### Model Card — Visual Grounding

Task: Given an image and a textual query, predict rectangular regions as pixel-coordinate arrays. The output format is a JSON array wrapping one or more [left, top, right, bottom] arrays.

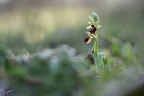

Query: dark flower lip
[[85, 37, 92, 44], [90, 27, 96, 34]]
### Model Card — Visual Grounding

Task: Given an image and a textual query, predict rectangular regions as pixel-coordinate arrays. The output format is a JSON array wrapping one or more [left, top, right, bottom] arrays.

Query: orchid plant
[[84, 12, 106, 75]]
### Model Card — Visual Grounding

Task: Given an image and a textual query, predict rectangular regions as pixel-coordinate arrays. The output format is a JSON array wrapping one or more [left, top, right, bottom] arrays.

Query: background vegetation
[[0, 0, 144, 96]]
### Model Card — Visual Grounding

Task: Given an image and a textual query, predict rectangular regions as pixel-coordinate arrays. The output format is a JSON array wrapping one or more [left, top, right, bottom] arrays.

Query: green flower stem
[[92, 32, 98, 56], [92, 32, 100, 73]]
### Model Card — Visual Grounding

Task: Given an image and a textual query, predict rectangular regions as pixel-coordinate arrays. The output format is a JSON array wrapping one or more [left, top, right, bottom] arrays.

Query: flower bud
[[91, 12, 99, 22]]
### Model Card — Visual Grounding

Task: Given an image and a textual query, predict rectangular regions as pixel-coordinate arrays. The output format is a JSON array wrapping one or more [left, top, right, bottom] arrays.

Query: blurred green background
[[0, 0, 144, 96]]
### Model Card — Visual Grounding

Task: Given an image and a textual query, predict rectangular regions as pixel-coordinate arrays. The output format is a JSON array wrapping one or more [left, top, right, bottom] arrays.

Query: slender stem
[[96, 32, 98, 55], [92, 32, 102, 74], [92, 32, 98, 56], [93, 38, 97, 55]]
